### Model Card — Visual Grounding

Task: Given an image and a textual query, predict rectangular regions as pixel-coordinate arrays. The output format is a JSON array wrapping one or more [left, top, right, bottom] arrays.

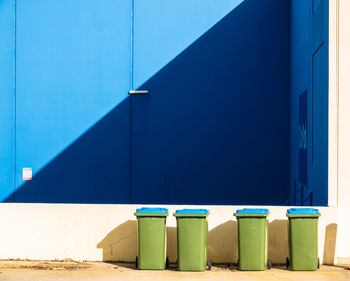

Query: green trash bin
[[234, 208, 271, 271], [174, 209, 211, 271], [135, 207, 168, 270], [286, 208, 321, 271]]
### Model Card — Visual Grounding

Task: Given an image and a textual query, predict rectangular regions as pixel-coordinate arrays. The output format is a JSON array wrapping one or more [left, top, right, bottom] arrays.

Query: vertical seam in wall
[[129, 0, 135, 202], [288, 0, 293, 205], [336, 0, 340, 207], [311, 41, 325, 168], [131, 0, 134, 91], [12, 0, 17, 202], [312, 52, 314, 166]]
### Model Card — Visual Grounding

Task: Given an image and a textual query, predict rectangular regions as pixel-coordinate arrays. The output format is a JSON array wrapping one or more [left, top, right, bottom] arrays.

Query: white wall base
[[0, 204, 339, 264]]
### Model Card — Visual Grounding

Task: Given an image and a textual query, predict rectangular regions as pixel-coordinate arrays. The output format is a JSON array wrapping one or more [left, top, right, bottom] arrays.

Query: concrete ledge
[[0, 204, 338, 264]]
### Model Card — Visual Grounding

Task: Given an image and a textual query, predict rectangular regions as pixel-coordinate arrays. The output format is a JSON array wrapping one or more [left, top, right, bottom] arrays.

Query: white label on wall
[[23, 167, 32, 180]]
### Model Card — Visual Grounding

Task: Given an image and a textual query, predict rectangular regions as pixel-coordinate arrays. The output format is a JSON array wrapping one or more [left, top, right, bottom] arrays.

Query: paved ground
[[0, 261, 350, 281]]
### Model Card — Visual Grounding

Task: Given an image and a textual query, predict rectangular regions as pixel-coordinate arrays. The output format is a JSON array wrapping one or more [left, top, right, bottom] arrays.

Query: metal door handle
[[128, 90, 149, 95]]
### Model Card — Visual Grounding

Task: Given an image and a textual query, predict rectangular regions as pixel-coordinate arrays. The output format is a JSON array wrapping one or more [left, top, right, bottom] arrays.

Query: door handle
[[128, 90, 149, 95]]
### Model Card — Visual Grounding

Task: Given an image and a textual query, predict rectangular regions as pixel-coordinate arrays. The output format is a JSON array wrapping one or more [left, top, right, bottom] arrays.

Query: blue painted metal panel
[[133, 0, 244, 89], [290, 0, 311, 206], [310, 43, 328, 205], [290, 0, 328, 206], [131, 0, 291, 205], [2, 0, 328, 206], [0, 0, 14, 201], [299, 90, 308, 185], [9, 0, 131, 202]]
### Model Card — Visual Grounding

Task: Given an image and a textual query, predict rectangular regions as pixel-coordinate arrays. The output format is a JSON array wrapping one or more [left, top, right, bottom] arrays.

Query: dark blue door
[[130, 0, 291, 205]]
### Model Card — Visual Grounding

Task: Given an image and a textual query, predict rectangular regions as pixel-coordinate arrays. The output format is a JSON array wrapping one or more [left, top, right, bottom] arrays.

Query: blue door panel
[[0, 0, 14, 201], [131, 0, 291, 204], [12, 0, 131, 202]]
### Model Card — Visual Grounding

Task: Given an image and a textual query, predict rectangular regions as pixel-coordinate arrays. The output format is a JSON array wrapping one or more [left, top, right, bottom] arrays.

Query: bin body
[[135, 208, 168, 270], [174, 209, 209, 271], [234, 208, 269, 271], [287, 208, 320, 271]]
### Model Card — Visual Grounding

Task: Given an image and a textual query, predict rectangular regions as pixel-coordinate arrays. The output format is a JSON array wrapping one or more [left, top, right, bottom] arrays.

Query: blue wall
[[0, 0, 326, 205], [0, 0, 14, 201], [131, 0, 291, 204], [14, 0, 132, 193], [133, 0, 244, 88], [289, 0, 328, 206]]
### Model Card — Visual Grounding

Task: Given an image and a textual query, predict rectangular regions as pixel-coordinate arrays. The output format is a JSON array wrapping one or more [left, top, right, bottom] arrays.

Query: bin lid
[[136, 207, 168, 213], [287, 208, 319, 214], [175, 209, 209, 214], [236, 208, 269, 214]]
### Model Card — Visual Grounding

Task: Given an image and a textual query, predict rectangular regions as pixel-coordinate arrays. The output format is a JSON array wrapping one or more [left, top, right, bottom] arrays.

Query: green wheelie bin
[[286, 208, 321, 271], [135, 207, 169, 270], [174, 209, 211, 271], [234, 208, 271, 271]]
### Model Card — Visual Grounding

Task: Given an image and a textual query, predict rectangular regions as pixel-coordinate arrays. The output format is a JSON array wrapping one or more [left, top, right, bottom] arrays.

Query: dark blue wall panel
[[290, 0, 328, 206]]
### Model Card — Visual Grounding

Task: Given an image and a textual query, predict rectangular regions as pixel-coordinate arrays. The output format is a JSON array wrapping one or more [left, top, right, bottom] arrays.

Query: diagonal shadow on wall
[[5, 0, 291, 204], [7, 97, 131, 203]]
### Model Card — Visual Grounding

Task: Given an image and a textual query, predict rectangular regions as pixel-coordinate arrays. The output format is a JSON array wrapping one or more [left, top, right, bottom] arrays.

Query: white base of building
[[0, 203, 341, 264]]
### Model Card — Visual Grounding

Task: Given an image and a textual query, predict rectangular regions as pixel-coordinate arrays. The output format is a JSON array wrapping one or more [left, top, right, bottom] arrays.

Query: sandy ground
[[0, 261, 350, 281]]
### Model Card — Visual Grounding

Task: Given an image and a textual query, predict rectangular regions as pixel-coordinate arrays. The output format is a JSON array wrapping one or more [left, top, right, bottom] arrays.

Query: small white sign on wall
[[23, 167, 32, 180]]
